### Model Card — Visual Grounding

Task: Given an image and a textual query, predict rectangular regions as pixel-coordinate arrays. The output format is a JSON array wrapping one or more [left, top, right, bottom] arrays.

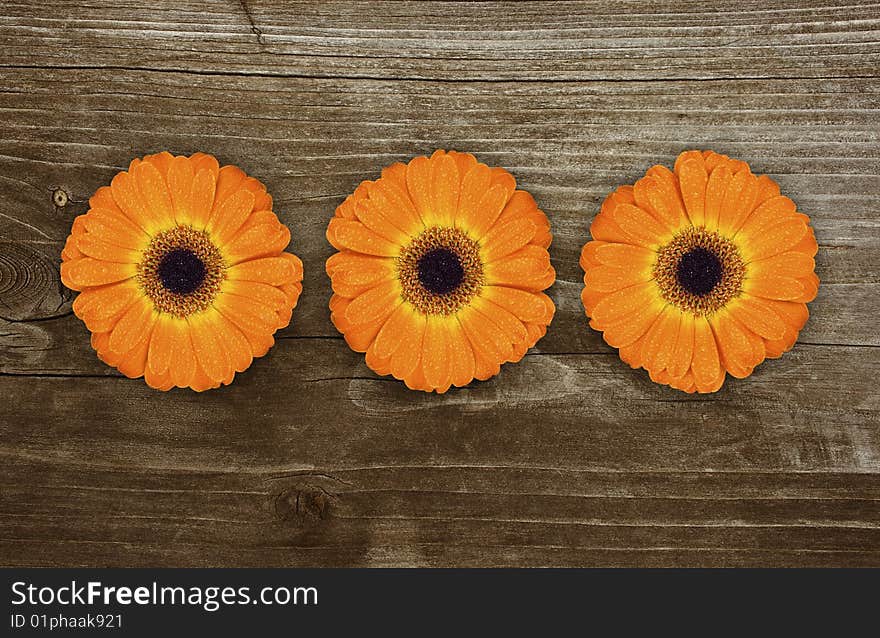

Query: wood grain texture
[[1, 0, 878, 567]]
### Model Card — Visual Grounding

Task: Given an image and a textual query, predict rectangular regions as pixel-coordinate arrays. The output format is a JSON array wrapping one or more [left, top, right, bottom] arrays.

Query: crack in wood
[[1, 63, 878, 84], [236, 0, 266, 49]]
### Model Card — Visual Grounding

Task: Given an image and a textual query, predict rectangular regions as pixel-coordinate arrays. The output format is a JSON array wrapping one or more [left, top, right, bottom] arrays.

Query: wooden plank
[[1, 459, 878, 567], [1, 340, 878, 473], [1, 1, 879, 80], [0, 1, 878, 567]]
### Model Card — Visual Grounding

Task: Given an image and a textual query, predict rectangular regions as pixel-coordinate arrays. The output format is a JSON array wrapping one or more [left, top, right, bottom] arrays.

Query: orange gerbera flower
[[581, 150, 819, 393], [326, 150, 556, 393], [60, 152, 303, 391]]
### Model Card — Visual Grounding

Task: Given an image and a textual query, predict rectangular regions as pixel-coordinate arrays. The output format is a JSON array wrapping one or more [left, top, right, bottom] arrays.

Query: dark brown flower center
[[157, 248, 206, 295], [137, 226, 226, 317], [417, 248, 465, 295], [676, 247, 723, 296], [397, 226, 483, 315], [653, 227, 744, 316]]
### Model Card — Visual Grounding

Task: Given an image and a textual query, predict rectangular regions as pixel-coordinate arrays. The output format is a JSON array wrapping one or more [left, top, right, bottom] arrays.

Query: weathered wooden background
[[1, 1, 878, 567]]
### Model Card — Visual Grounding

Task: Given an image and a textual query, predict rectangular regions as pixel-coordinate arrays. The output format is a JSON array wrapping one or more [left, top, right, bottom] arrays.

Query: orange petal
[[239, 177, 271, 213], [110, 171, 155, 234], [525, 320, 547, 349], [364, 344, 392, 376], [727, 296, 787, 341], [600, 186, 636, 216], [390, 311, 426, 381], [619, 331, 647, 369], [354, 198, 410, 246], [448, 150, 478, 180], [116, 319, 155, 379], [188, 311, 231, 383], [370, 302, 415, 360], [328, 254, 393, 297], [327, 218, 400, 257], [421, 316, 452, 391], [168, 320, 197, 388], [483, 286, 553, 323], [456, 163, 491, 230], [580, 240, 604, 269], [189, 168, 218, 229], [737, 196, 797, 239], [583, 263, 652, 293], [473, 297, 528, 348], [703, 164, 731, 231], [94, 331, 121, 361], [481, 217, 536, 263], [446, 317, 476, 387], [326, 251, 391, 279], [609, 204, 669, 248], [753, 174, 781, 208], [430, 152, 460, 228], [344, 280, 400, 326], [676, 157, 708, 227], [61, 258, 136, 290], [602, 301, 663, 349], [589, 212, 632, 245], [743, 274, 805, 301], [143, 151, 173, 177], [213, 165, 247, 210], [459, 307, 512, 376], [225, 222, 290, 264], [166, 155, 195, 225], [76, 235, 141, 264], [666, 369, 698, 394], [691, 317, 721, 389], [214, 290, 280, 336], [61, 215, 87, 261], [743, 219, 807, 262], [133, 161, 175, 229], [468, 183, 513, 240], [188, 360, 222, 392], [405, 156, 433, 223], [83, 208, 149, 250], [189, 152, 220, 177], [486, 244, 554, 291], [695, 367, 726, 394], [72, 280, 140, 333], [793, 272, 819, 303], [718, 169, 758, 236], [790, 225, 819, 257], [590, 281, 657, 326], [673, 150, 704, 173], [229, 254, 303, 286], [108, 298, 156, 357], [214, 311, 254, 373], [365, 177, 423, 236], [592, 243, 655, 270], [495, 189, 541, 228], [342, 310, 387, 352], [208, 189, 255, 247], [224, 280, 290, 316], [89, 185, 124, 215], [144, 363, 174, 391], [633, 173, 684, 231], [640, 306, 681, 373], [380, 162, 411, 194], [668, 315, 695, 379], [749, 251, 815, 279], [147, 314, 177, 377], [403, 361, 431, 392], [711, 310, 757, 377], [762, 299, 809, 340]]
